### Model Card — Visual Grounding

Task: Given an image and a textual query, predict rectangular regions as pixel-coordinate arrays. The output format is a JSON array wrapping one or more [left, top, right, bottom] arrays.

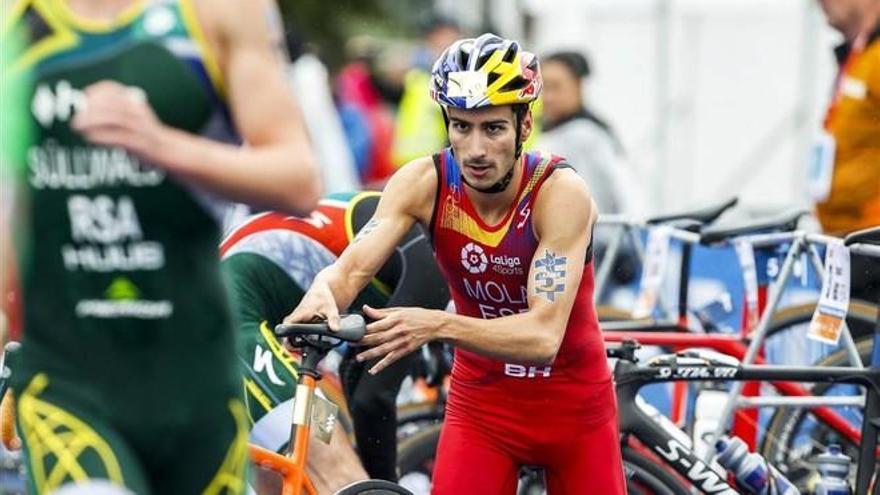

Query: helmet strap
[[513, 104, 528, 159]]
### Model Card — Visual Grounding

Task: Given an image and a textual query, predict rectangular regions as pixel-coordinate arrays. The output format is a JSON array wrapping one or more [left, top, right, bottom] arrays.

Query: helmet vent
[[502, 45, 517, 63], [499, 75, 527, 93]]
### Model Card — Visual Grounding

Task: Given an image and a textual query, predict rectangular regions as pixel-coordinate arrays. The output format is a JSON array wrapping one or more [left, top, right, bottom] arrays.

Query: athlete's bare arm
[[71, 0, 321, 214], [283, 158, 437, 329], [359, 169, 597, 374]]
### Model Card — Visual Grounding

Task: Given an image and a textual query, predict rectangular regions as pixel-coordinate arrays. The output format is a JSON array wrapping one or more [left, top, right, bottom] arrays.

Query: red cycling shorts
[[431, 377, 626, 494]]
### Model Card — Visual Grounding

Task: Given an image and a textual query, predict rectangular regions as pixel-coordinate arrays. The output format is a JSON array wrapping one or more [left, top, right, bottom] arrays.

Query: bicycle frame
[[612, 342, 880, 494], [602, 229, 872, 449], [604, 331, 867, 447], [249, 346, 326, 495]]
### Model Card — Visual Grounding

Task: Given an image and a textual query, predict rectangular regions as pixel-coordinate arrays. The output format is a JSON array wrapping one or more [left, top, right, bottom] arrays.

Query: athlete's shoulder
[[543, 163, 589, 197], [386, 156, 438, 194], [192, 0, 281, 43], [534, 166, 596, 233], [382, 156, 438, 224]]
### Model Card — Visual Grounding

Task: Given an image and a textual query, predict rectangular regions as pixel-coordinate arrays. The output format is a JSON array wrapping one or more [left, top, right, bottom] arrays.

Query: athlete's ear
[[520, 110, 534, 143]]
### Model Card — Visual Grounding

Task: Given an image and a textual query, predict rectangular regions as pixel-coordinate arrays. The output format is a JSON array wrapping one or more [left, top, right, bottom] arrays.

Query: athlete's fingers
[[356, 335, 405, 362], [79, 127, 143, 152], [360, 324, 399, 346], [368, 339, 420, 374], [368, 350, 400, 375], [362, 304, 389, 320], [365, 314, 398, 334], [355, 340, 395, 361], [82, 79, 131, 97], [326, 307, 341, 332]]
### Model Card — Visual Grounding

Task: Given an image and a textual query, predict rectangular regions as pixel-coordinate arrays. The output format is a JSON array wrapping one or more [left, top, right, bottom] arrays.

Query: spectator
[[537, 50, 644, 216], [392, 14, 461, 167], [336, 37, 398, 185], [813, 0, 880, 302]]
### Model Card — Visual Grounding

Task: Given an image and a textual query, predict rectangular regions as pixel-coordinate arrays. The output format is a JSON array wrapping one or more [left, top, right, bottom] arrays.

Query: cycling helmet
[[429, 33, 542, 109]]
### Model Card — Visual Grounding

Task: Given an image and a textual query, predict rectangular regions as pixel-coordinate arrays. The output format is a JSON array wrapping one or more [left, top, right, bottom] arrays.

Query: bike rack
[[705, 232, 880, 466]]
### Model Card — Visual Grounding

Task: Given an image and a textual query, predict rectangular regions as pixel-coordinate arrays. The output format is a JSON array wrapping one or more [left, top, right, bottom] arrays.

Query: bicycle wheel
[[760, 336, 875, 491], [396, 423, 690, 495], [396, 401, 443, 441], [396, 423, 440, 495], [765, 299, 878, 341], [335, 479, 414, 495], [623, 447, 691, 495]]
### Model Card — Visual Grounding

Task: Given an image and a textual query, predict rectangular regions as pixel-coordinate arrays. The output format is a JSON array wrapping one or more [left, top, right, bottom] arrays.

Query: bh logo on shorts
[[461, 242, 488, 274]]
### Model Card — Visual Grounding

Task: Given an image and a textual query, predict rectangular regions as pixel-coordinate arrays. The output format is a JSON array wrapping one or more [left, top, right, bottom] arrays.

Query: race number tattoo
[[353, 218, 381, 243], [533, 249, 567, 302]]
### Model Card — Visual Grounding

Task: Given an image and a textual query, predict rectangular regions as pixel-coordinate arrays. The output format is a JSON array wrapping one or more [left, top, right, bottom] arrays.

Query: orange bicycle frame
[[249, 374, 319, 495]]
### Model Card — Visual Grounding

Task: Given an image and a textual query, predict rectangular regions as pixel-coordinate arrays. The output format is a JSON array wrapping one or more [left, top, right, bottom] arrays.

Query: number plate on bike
[[311, 394, 338, 444]]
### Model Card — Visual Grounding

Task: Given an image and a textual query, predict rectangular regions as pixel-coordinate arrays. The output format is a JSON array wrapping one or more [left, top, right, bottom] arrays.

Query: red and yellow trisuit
[[428, 146, 624, 493]]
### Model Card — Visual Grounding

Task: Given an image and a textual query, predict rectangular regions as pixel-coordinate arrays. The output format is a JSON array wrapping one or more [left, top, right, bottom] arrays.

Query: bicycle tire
[[622, 447, 691, 495], [396, 422, 441, 477], [335, 479, 414, 495], [764, 299, 878, 341], [397, 423, 690, 495], [760, 336, 875, 491]]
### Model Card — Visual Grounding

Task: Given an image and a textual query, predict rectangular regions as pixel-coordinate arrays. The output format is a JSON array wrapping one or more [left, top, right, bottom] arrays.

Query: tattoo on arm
[[533, 249, 567, 302], [353, 218, 381, 243]]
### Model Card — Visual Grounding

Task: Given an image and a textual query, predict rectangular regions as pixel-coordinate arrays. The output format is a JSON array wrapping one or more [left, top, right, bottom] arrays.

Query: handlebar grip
[[274, 314, 366, 342]]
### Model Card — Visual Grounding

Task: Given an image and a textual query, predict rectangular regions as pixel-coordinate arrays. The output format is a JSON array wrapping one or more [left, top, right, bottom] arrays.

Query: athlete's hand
[[283, 280, 342, 333], [357, 305, 439, 374], [72, 80, 169, 163]]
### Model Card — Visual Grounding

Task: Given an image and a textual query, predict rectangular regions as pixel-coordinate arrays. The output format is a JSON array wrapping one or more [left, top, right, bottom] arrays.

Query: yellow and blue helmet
[[429, 33, 542, 109]]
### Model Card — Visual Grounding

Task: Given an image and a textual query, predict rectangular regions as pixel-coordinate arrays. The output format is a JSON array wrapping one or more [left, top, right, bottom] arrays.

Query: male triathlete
[[220, 191, 448, 481], [1, 0, 320, 493], [285, 33, 626, 493]]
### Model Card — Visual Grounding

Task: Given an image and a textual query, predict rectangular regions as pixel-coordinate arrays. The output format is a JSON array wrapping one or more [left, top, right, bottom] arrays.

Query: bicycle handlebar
[[274, 314, 366, 343]]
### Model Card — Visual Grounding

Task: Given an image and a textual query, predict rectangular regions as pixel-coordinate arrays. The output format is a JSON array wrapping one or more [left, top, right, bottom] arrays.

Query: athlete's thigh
[[542, 413, 626, 495], [15, 373, 150, 495], [158, 397, 249, 495], [238, 320, 299, 427], [431, 418, 518, 495]]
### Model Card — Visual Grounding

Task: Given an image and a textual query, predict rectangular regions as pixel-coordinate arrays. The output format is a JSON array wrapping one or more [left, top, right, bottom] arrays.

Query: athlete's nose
[[463, 131, 490, 164]]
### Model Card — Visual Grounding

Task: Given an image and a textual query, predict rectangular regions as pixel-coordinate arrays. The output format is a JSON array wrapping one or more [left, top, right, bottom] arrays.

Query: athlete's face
[[446, 105, 533, 190]]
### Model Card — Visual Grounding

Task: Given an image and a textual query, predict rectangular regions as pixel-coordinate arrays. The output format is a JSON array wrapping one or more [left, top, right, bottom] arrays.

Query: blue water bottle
[[715, 435, 800, 494], [814, 444, 851, 495]]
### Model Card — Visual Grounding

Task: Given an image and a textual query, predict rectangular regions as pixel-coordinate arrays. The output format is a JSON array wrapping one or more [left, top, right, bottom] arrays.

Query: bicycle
[[759, 227, 880, 488], [250, 315, 412, 495], [396, 224, 880, 493], [399, 334, 880, 495]]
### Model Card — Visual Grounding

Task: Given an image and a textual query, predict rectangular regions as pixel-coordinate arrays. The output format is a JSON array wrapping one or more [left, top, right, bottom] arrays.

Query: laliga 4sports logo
[[460, 242, 523, 276], [461, 242, 488, 274]]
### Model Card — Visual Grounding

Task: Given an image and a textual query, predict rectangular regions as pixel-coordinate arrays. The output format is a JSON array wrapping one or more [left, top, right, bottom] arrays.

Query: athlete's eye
[[451, 122, 469, 132], [486, 124, 505, 134]]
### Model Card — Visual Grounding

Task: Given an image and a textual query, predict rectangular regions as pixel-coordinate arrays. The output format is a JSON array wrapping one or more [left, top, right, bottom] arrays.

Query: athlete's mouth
[[465, 163, 493, 178]]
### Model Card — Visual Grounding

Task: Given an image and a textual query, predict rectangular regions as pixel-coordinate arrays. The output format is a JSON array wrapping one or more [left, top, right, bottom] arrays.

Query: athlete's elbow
[[282, 168, 322, 215], [533, 332, 563, 365]]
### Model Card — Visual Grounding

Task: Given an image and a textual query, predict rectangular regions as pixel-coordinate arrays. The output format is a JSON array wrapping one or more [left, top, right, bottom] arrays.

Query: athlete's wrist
[[434, 310, 457, 343], [148, 125, 205, 174]]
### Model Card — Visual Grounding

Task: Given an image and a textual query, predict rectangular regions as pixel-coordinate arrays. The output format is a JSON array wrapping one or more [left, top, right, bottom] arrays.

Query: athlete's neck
[[465, 156, 525, 225], [64, 0, 141, 22]]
